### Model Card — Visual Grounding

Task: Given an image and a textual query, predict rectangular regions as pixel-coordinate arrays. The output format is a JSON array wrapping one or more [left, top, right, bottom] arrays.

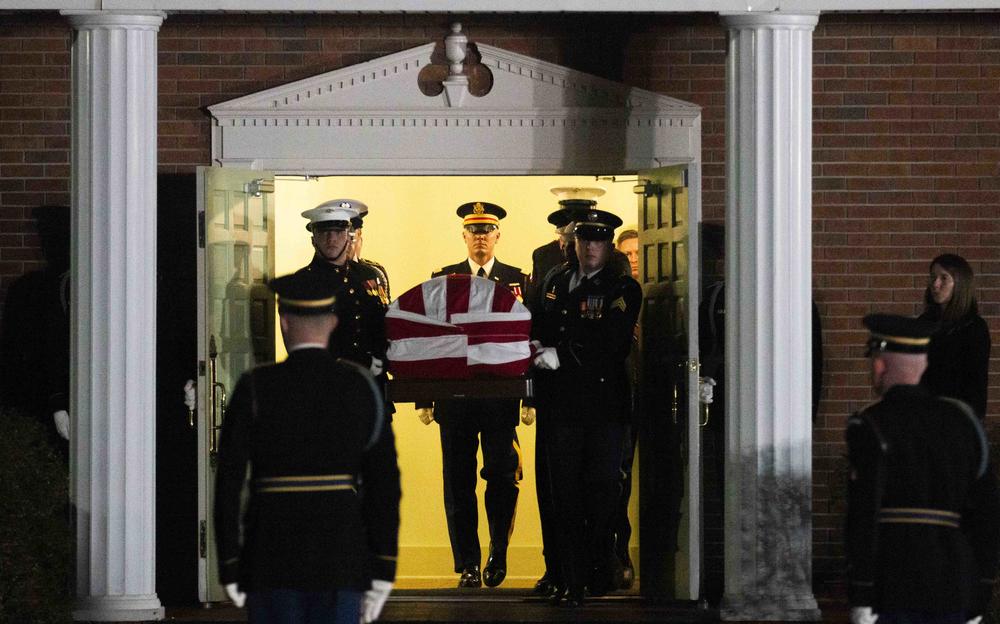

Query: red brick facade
[[1, 10, 998, 598]]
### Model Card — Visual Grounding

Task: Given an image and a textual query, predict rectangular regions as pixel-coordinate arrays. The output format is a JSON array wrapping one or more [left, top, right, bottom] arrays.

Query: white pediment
[[208, 41, 701, 174]]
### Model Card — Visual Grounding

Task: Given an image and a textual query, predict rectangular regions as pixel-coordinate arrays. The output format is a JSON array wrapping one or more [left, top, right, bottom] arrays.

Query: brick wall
[[1, 9, 998, 599]]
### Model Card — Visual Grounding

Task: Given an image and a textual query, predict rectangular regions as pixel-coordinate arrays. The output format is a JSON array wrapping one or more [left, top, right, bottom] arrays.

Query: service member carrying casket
[[214, 271, 400, 624], [297, 199, 393, 415], [530, 208, 642, 607], [846, 314, 1000, 624], [415, 201, 528, 589]]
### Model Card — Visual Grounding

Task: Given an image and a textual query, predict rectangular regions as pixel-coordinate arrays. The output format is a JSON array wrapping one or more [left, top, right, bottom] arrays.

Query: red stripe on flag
[[491, 284, 516, 312], [397, 283, 426, 316], [469, 359, 531, 378], [389, 357, 469, 379], [385, 317, 465, 340], [446, 274, 471, 318]]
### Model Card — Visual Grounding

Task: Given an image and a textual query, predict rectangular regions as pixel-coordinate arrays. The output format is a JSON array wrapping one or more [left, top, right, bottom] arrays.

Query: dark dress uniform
[[846, 315, 1000, 623], [918, 306, 991, 419], [297, 255, 393, 415], [214, 350, 401, 624], [423, 258, 527, 580], [532, 259, 642, 603]]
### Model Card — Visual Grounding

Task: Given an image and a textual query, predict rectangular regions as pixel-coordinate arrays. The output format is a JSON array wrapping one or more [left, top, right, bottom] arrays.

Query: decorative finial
[[445, 22, 467, 77]]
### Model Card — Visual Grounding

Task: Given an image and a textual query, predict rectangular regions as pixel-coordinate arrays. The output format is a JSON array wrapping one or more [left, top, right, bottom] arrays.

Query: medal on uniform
[[508, 283, 523, 302], [377, 283, 389, 305], [581, 295, 604, 319]]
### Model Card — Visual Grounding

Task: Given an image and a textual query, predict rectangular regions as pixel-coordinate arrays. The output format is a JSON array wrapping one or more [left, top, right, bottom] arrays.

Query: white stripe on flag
[[421, 276, 448, 322], [467, 341, 531, 366], [450, 311, 531, 324], [469, 276, 496, 314], [386, 307, 457, 328], [386, 335, 468, 362]]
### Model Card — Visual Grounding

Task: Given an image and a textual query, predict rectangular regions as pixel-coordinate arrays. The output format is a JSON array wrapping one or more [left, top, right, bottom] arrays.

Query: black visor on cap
[[464, 223, 498, 235], [575, 223, 614, 241], [309, 220, 351, 233]]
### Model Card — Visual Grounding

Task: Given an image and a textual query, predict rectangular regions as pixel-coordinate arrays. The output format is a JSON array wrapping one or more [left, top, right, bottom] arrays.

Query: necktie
[[477, 267, 486, 278], [579, 275, 589, 289]]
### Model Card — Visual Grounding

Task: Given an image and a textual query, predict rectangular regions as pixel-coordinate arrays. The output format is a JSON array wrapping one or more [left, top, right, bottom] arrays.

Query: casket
[[386, 274, 532, 380]]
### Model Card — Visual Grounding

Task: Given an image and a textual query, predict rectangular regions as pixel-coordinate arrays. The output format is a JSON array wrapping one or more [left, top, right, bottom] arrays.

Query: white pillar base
[[73, 596, 165, 622]]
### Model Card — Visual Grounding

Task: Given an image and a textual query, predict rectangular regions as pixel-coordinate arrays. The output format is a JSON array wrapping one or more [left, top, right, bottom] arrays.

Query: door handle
[[208, 335, 226, 461]]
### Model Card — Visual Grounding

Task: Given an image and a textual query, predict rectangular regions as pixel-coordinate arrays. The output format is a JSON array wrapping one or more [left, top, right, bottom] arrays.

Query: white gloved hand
[[362, 579, 393, 623], [967, 617, 982, 624], [850, 607, 878, 624], [520, 406, 536, 426], [370, 357, 384, 377], [225, 583, 246, 608], [183, 379, 196, 411], [533, 347, 560, 371], [698, 377, 716, 404], [530, 339, 542, 352], [417, 407, 434, 425], [53, 410, 69, 440]]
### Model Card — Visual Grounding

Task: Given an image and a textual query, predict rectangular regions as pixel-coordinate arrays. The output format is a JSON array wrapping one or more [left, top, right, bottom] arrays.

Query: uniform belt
[[255, 474, 356, 494], [877, 507, 961, 529]]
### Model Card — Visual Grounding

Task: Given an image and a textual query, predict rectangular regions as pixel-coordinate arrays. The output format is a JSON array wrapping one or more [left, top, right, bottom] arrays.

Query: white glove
[[362, 579, 393, 623], [533, 347, 560, 370], [370, 357, 384, 377], [53, 410, 69, 440], [850, 607, 878, 624], [698, 377, 716, 404], [530, 339, 542, 351], [520, 406, 536, 426], [417, 407, 434, 425], [183, 379, 196, 411], [967, 617, 982, 624], [225, 582, 246, 608]]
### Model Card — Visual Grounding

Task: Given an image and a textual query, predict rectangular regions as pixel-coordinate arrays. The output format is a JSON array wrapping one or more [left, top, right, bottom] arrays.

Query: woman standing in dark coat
[[918, 253, 991, 419]]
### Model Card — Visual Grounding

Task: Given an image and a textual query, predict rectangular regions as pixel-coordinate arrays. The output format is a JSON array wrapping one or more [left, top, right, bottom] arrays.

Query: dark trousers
[[439, 421, 521, 571], [548, 421, 626, 595], [876, 611, 965, 624], [611, 425, 637, 564], [247, 588, 363, 624], [534, 412, 560, 581]]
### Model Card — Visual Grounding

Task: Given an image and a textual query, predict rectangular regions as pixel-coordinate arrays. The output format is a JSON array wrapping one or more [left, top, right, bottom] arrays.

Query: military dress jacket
[[419, 258, 528, 428], [298, 255, 389, 371], [214, 348, 401, 592], [530, 264, 642, 425], [845, 385, 1000, 616]]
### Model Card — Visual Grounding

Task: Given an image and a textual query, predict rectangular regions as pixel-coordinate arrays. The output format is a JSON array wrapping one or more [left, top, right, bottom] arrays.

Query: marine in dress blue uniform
[[417, 202, 527, 589], [530, 209, 642, 607], [214, 271, 401, 624], [296, 200, 393, 418], [846, 314, 1000, 624]]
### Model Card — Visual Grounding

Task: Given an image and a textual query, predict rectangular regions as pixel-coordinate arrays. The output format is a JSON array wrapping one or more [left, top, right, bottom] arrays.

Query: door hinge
[[198, 360, 206, 377], [197, 211, 206, 249], [199, 520, 207, 559]]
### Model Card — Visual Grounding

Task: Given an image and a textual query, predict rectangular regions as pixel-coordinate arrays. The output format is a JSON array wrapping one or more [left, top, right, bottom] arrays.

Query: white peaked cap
[[549, 186, 606, 202], [301, 199, 364, 230]]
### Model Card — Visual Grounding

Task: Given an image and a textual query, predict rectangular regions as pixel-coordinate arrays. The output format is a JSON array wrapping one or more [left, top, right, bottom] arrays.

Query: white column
[[62, 10, 165, 622], [719, 12, 820, 622]]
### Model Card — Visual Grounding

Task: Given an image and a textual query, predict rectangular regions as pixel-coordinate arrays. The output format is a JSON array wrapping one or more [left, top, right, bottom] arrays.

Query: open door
[[195, 167, 276, 603], [636, 165, 701, 600]]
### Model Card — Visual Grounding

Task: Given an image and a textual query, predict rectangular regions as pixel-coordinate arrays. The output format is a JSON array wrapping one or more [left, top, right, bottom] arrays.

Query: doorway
[[275, 174, 644, 589]]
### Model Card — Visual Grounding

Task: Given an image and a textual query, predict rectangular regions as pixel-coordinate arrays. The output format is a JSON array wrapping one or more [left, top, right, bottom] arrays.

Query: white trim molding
[[63, 9, 166, 622], [720, 11, 821, 622], [208, 42, 701, 175]]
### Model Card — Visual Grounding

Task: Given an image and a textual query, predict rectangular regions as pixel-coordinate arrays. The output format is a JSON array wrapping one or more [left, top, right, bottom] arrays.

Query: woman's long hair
[[923, 253, 978, 323]]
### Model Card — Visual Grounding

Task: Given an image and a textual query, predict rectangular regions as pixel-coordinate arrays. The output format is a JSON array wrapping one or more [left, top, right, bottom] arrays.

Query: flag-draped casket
[[386, 274, 532, 379]]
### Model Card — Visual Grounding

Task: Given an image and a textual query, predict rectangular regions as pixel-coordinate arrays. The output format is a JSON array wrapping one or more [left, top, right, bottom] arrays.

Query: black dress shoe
[[547, 586, 568, 606], [561, 587, 585, 608], [533, 573, 556, 595], [483, 547, 507, 587], [458, 565, 482, 588]]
